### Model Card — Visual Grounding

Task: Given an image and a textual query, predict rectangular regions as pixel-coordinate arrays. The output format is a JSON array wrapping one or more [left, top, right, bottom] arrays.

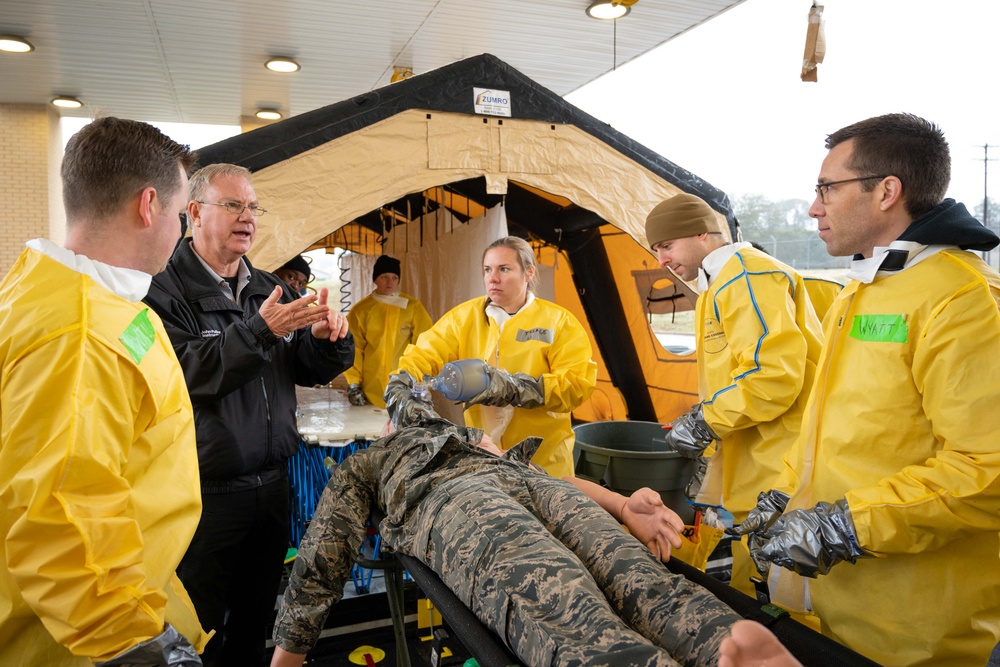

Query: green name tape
[[119, 308, 156, 364], [849, 313, 908, 343]]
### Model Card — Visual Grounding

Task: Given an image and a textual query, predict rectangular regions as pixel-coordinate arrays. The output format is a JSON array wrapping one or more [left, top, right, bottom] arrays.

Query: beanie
[[644, 193, 724, 250], [372, 255, 401, 281], [278, 254, 311, 279]]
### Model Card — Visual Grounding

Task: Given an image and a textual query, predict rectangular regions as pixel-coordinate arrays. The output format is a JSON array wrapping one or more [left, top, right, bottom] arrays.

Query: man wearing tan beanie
[[644, 192, 823, 598]]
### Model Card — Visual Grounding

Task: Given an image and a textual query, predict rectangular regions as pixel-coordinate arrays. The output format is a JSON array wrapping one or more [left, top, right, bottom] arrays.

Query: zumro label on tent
[[474, 87, 511, 117]]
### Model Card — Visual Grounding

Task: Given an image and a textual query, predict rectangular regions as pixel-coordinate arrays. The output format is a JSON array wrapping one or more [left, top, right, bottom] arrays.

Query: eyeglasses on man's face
[[197, 200, 268, 217], [814, 175, 888, 204]]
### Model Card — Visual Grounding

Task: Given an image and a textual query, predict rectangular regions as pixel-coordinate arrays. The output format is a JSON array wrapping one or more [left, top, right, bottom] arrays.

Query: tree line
[[732, 194, 1000, 270]]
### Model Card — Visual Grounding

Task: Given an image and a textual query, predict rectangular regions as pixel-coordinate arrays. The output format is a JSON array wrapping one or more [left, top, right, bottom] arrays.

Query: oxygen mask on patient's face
[[384, 371, 441, 429], [412, 381, 432, 404]]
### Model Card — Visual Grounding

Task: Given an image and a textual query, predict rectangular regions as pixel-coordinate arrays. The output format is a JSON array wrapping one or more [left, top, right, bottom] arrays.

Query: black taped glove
[[464, 366, 545, 409], [96, 625, 201, 666], [383, 371, 440, 429], [663, 403, 718, 458], [749, 498, 871, 578]]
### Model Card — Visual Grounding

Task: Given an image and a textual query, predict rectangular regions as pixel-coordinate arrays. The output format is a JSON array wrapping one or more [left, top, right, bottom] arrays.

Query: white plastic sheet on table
[[295, 385, 388, 445], [290, 385, 387, 546]]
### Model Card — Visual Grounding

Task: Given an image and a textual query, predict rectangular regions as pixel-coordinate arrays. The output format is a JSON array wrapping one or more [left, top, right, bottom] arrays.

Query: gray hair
[[188, 163, 253, 202]]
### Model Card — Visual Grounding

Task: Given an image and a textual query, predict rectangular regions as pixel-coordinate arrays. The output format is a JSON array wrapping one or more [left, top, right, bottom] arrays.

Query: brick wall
[[0, 104, 61, 276]]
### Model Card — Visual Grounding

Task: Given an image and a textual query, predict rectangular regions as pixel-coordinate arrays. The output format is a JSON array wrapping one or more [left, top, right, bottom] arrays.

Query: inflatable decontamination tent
[[197, 53, 739, 424]]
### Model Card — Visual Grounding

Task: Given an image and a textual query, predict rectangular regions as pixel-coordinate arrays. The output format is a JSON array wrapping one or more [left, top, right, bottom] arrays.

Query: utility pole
[[979, 144, 998, 268]]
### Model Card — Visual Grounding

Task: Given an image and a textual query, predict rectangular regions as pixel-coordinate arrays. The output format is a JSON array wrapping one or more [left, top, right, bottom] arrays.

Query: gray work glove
[[749, 498, 870, 578], [685, 455, 709, 501], [96, 624, 201, 666], [464, 366, 545, 409], [727, 489, 791, 538], [383, 371, 440, 429], [347, 383, 368, 406], [662, 403, 718, 458]]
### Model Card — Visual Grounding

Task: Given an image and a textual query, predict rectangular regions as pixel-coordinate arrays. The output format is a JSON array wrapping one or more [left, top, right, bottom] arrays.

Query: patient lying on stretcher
[[270, 380, 802, 666]]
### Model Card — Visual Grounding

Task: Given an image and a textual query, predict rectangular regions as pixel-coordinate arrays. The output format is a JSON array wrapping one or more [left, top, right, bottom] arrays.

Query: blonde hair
[[483, 236, 538, 293]]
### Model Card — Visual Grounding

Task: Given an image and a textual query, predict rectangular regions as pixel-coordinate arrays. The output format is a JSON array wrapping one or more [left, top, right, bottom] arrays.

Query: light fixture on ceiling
[[256, 109, 282, 121], [0, 35, 34, 53], [586, 0, 636, 20], [265, 56, 300, 73], [51, 96, 83, 109]]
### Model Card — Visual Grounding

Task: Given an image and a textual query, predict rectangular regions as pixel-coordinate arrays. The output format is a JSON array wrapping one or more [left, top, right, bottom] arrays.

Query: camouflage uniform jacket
[[273, 418, 740, 666]]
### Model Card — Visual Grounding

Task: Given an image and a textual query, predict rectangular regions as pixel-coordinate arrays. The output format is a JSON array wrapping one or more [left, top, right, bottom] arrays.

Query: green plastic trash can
[[573, 421, 696, 524]]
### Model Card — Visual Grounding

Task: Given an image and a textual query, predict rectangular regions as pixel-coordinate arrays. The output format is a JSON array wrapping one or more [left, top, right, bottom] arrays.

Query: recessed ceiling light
[[51, 96, 83, 109], [0, 35, 34, 53], [586, 1, 631, 20], [256, 109, 282, 121], [265, 57, 300, 73]]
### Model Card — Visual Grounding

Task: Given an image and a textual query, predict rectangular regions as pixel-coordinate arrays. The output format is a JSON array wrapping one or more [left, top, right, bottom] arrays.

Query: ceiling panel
[[0, 0, 744, 126]]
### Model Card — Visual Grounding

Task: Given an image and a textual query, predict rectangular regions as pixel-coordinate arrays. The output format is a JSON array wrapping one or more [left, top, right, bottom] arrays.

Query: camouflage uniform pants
[[411, 468, 740, 667]]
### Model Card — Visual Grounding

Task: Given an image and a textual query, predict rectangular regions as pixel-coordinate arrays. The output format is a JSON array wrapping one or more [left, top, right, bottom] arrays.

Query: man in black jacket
[[145, 163, 354, 667]]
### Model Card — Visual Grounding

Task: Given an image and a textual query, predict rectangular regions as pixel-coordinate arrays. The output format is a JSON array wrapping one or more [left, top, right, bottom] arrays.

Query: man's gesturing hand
[[259, 286, 331, 338], [310, 288, 349, 341]]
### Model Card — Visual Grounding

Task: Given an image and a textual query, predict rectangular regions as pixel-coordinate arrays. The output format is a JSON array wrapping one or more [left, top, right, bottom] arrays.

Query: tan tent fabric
[[243, 109, 725, 424], [246, 110, 727, 271], [189, 54, 741, 426]]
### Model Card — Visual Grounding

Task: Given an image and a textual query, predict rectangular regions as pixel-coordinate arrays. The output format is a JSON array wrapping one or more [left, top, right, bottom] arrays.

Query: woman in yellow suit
[[344, 255, 432, 407], [392, 237, 597, 478]]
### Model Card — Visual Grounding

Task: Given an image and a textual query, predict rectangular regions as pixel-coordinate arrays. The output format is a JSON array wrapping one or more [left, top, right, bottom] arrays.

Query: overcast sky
[[566, 0, 1000, 211], [62, 0, 1000, 213]]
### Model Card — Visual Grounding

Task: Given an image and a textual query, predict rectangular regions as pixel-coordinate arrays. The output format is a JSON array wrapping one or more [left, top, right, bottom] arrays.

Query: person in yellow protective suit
[[750, 242, 844, 324], [735, 113, 1000, 666], [344, 255, 432, 407], [800, 276, 844, 323], [643, 193, 823, 597], [390, 236, 597, 478], [0, 118, 209, 665]]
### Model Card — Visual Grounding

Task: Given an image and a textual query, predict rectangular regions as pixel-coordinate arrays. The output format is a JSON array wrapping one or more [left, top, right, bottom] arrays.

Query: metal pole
[[979, 143, 999, 267], [985, 144, 989, 228], [985, 144, 991, 266]]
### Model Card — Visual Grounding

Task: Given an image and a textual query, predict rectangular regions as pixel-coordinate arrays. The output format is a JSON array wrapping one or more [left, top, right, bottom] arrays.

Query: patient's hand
[[621, 487, 684, 562], [476, 432, 503, 456], [719, 620, 803, 667], [270, 646, 307, 667]]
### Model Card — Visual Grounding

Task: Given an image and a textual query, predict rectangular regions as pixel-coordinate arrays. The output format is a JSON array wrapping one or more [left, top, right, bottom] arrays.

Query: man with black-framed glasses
[[144, 163, 355, 666], [734, 112, 1000, 665]]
